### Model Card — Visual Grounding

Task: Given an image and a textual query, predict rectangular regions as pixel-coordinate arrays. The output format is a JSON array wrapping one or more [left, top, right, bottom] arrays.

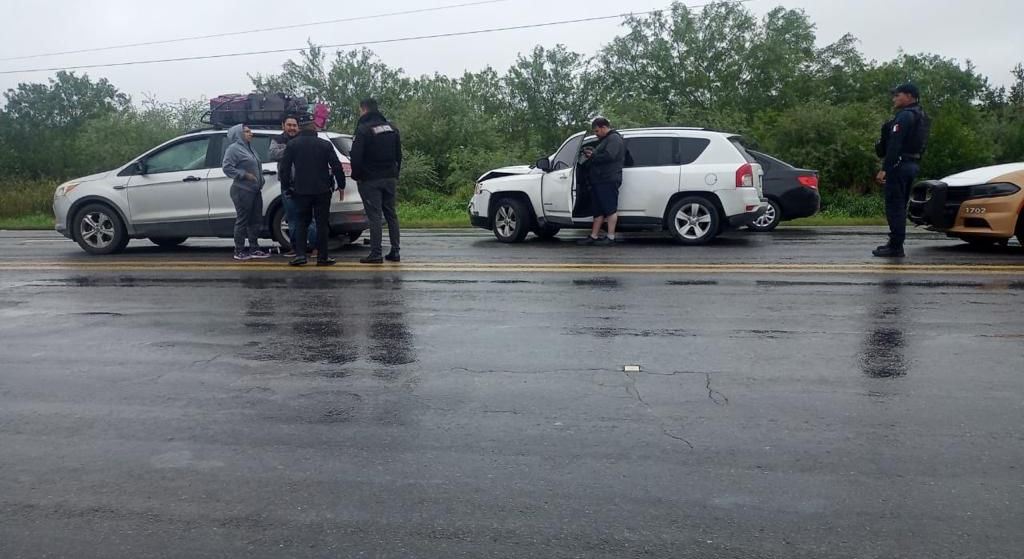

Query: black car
[[747, 150, 821, 231]]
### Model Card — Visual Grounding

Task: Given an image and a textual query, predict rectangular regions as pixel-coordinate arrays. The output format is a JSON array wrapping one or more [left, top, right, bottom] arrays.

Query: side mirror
[[133, 160, 148, 175], [535, 157, 551, 172]]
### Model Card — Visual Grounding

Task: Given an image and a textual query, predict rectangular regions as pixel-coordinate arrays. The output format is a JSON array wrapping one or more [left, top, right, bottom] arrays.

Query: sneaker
[[576, 236, 599, 246], [872, 245, 905, 258], [385, 251, 401, 262], [282, 250, 296, 258], [593, 237, 614, 246], [288, 256, 308, 266], [360, 255, 384, 264], [249, 248, 271, 259], [233, 250, 251, 261], [316, 257, 337, 267]]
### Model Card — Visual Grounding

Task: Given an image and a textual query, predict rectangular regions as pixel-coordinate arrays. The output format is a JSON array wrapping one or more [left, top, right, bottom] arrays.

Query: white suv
[[53, 128, 367, 254], [468, 128, 766, 245]]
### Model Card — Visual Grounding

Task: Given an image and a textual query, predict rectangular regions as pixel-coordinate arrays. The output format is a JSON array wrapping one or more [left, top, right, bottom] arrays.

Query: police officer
[[350, 98, 402, 264], [874, 83, 930, 258], [280, 116, 346, 266]]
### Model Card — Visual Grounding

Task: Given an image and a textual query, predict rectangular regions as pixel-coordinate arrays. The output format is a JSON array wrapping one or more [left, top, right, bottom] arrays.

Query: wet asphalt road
[[0, 228, 1022, 558]]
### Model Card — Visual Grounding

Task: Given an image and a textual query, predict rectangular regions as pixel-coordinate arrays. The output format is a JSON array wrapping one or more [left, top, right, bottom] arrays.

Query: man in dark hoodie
[[222, 124, 269, 260], [350, 98, 402, 264], [280, 118, 346, 266]]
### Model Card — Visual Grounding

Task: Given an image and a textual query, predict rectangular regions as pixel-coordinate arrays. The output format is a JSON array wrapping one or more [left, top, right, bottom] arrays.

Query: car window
[[729, 137, 758, 164], [145, 138, 212, 174], [678, 138, 711, 165], [220, 135, 272, 163], [331, 136, 353, 157], [625, 137, 677, 168], [750, 150, 794, 170], [551, 134, 584, 171]]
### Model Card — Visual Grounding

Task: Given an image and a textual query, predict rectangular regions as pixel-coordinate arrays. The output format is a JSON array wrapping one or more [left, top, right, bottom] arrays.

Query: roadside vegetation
[[2, 2, 1022, 230]]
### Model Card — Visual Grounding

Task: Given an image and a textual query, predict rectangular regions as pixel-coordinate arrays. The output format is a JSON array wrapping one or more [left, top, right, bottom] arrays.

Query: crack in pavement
[[705, 373, 729, 406], [623, 369, 694, 450]]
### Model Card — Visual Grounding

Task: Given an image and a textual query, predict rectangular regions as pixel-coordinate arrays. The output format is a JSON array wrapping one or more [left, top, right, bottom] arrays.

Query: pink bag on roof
[[312, 103, 331, 129]]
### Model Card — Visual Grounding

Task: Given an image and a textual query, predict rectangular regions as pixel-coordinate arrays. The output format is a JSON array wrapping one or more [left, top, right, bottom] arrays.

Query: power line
[[0, 0, 508, 62], [0, 1, 749, 76]]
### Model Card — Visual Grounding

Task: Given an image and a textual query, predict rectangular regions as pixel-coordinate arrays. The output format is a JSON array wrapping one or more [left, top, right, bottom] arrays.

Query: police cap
[[891, 83, 920, 99]]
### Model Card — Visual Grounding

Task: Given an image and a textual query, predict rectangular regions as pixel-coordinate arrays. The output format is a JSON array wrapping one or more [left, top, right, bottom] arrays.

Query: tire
[[149, 237, 187, 248], [347, 231, 364, 244], [962, 237, 998, 247], [72, 203, 129, 255], [492, 197, 531, 243], [533, 224, 561, 240], [270, 205, 292, 252], [747, 199, 782, 232], [666, 196, 721, 245]]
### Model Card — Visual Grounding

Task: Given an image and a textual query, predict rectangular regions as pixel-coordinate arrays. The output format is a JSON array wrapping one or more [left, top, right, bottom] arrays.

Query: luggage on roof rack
[[202, 92, 326, 127]]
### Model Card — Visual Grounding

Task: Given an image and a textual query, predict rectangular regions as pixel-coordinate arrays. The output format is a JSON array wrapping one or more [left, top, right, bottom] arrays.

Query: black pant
[[358, 178, 400, 257], [292, 192, 331, 260], [884, 161, 920, 248]]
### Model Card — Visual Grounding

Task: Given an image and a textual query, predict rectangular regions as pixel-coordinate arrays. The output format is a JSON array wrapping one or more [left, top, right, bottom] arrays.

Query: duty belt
[[901, 153, 922, 161]]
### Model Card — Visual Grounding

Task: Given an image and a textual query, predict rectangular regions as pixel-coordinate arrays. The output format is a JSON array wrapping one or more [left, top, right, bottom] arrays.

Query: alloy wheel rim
[[496, 205, 517, 238], [80, 211, 116, 248], [753, 203, 777, 228], [674, 203, 712, 240]]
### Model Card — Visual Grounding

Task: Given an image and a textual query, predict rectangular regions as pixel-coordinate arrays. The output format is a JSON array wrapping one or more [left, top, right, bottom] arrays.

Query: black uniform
[[280, 130, 346, 261], [351, 111, 403, 258], [876, 102, 930, 249], [584, 130, 626, 217]]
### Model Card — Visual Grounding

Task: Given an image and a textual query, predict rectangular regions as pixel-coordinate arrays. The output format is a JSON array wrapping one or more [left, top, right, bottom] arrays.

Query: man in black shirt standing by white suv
[[351, 98, 403, 264], [578, 117, 626, 246], [280, 117, 346, 267]]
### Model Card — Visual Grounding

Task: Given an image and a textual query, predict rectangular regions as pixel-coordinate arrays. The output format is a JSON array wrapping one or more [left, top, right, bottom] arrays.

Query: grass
[[0, 213, 54, 230]]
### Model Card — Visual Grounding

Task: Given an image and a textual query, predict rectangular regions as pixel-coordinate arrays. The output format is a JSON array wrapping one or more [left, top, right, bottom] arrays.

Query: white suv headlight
[[55, 182, 80, 197]]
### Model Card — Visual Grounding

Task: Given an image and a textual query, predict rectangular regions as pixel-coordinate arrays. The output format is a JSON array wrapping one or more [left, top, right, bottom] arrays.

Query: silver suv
[[53, 128, 367, 254]]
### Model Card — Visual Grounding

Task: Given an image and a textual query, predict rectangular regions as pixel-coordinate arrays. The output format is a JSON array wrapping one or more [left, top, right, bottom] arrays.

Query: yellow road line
[[0, 261, 1022, 275]]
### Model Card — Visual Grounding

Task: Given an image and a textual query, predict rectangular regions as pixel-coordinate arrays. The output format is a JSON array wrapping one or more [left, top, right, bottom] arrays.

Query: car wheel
[[271, 206, 292, 252], [492, 198, 531, 243], [347, 231, 364, 244], [747, 199, 781, 232], [667, 197, 720, 245], [72, 203, 129, 255], [533, 224, 560, 240], [149, 237, 188, 248]]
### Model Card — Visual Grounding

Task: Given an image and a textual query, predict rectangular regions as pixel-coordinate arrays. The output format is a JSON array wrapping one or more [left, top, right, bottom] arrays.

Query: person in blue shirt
[[873, 83, 930, 258]]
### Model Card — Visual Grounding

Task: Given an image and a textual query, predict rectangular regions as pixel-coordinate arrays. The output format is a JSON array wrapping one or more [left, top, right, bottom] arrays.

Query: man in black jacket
[[280, 118, 346, 266], [350, 98, 402, 264], [578, 117, 626, 246]]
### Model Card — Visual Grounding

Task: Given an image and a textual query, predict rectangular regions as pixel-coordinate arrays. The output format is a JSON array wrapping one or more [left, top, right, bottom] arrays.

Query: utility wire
[[0, 0, 507, 62], [0, 1, 750, 76]]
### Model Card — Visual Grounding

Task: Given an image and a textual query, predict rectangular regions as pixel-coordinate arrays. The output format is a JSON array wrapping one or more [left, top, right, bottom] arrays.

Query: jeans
[[358, 178, 400, 257], [230, 185, 263, 252], [283, 194, 317, 249], [884, 161, 920, 247], [291, 192, 332, 260]]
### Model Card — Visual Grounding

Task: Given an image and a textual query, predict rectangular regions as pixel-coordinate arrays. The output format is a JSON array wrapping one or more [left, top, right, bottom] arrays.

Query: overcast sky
[[1, 0, 1022, 105]]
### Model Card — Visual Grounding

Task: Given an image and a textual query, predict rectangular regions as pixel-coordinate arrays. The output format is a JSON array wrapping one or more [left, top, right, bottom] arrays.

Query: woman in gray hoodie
[[222, 124, 269, 260]]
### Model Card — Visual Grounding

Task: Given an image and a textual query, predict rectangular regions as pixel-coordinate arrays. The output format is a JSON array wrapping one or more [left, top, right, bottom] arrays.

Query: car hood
[[943, 162, 1024, 186], [477, 165, 536, 182], [70, 170, 113, 183]]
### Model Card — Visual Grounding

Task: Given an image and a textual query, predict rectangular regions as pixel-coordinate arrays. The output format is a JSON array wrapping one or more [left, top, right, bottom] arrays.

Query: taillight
[[797, 175, 818, 189], [342, 162, 352, 177], [735, 163, 753, 188]]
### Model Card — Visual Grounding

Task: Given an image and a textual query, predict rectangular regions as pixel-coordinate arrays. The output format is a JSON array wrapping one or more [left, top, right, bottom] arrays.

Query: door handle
[[262, 170, 277, 175], [558, 175, 569, 180], [182, 176, 203, 182]]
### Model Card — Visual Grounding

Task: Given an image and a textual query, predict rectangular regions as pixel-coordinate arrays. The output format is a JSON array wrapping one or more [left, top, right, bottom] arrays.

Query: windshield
[[331, 136, 353, 157]]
